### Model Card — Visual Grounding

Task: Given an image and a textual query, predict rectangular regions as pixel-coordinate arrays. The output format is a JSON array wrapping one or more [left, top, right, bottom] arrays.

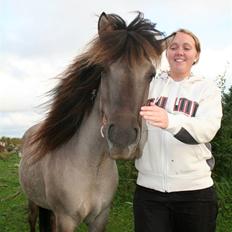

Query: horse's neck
[[70, 92, 108, 162]]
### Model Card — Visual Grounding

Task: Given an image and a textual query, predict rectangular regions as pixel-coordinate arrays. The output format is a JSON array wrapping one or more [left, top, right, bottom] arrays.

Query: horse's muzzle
[[108, 124, 138, 147], [105, 122, 141, 160]]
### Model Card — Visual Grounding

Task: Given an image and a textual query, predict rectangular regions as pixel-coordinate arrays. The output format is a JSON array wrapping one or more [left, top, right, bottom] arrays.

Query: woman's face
[[166, 32, 199, 80]]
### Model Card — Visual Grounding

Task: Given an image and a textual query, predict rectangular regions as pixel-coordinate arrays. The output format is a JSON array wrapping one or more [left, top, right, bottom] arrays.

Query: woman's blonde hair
[[167, 28, 201, 65]]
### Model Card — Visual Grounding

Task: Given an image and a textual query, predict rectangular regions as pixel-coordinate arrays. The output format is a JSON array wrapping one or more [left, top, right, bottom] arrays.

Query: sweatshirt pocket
[[167, 136, 208, 175], [194, 144, 212, 161]]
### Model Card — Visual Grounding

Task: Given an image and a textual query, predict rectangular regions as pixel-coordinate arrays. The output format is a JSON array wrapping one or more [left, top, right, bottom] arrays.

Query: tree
[[212, 86, 232, 179]]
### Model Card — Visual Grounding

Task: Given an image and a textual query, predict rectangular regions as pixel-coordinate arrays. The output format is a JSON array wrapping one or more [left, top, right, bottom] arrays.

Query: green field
[[0, 153, 231, 231]]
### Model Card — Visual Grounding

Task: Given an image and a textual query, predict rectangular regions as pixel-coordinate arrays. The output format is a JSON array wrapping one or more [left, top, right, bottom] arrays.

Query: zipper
[[161, 81, 178, 192], [160, 131, 167, 192], [162, 131, 168, 192]]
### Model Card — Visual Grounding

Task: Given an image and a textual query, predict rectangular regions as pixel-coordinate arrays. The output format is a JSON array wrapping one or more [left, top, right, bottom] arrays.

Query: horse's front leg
[[28, 200, 39, 232], [55, 213, 79, 232], [87, 207, 110, 232]]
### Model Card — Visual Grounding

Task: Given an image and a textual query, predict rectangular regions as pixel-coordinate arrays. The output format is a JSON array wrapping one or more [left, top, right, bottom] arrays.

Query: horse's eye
[[101, 71, 107, 79], [148, 72, 156, 81]]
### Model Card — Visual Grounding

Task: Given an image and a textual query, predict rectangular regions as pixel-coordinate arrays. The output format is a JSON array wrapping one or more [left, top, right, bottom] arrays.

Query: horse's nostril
[[108, 124, 138, 147], [108, 124, 115, 140], [108, 124, 116, 143]]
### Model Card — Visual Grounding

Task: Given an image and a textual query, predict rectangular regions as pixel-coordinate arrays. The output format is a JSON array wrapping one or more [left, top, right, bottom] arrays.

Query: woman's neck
[[169, 70, 190, 81]]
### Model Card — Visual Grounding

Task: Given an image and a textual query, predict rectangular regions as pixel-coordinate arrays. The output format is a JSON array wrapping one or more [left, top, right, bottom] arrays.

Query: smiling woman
[[134, 28, 223, 232], [166, 29, 201, 81]]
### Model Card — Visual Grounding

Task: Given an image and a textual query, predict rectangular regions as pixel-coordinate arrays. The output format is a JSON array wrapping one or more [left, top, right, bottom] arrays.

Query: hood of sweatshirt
[[158, 71, 204, 84]]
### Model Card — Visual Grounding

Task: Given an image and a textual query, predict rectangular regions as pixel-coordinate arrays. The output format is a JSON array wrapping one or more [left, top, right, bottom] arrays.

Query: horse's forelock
[[87, 12, 164, 68]]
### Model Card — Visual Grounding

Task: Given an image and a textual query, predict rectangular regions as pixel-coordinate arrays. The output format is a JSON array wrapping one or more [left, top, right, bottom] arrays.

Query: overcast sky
[[1, 0, 232, 137]]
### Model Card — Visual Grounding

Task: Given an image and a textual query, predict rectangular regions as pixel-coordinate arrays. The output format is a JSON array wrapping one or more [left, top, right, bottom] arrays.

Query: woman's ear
[[165, 49, 168, 58], [193, 53, 200, 65]]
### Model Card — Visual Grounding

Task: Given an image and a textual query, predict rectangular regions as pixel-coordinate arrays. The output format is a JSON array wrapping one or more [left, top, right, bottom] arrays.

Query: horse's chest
[[57, 181, 116, 222], [49, 163, 118, 216]]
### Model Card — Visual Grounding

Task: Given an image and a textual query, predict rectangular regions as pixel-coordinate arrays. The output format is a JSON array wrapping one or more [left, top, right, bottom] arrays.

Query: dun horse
[[19, 12, 165, 231]]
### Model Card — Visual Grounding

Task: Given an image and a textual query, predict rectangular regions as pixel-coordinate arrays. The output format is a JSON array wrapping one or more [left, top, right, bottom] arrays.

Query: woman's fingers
[[140, 105, 168, 128]]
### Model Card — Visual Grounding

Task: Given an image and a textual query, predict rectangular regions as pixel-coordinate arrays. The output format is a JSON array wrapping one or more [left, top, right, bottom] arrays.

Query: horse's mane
[[29, 12, 165, 160]]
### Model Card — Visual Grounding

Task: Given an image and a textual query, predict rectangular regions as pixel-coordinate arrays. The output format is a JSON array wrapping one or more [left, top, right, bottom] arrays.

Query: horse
[[19, 12, 166, 232]]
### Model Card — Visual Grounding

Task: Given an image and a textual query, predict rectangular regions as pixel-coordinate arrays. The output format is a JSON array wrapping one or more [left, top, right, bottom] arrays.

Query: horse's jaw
[[106, 143, 140, 160]]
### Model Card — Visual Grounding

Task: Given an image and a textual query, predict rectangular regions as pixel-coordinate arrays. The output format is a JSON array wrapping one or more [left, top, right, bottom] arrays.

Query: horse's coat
[[19, 12, 166, 231]]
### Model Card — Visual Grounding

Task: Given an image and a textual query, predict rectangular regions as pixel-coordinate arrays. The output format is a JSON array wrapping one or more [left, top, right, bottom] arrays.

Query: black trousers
[[133, 185, 218, 232]]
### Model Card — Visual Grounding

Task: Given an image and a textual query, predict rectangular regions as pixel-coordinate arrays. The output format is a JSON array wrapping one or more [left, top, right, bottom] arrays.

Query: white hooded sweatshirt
[[135, 71, 223, 192]]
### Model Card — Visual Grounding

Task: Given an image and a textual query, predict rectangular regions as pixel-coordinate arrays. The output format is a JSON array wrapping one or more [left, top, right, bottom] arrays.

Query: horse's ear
[[98, 12, 114, 34]]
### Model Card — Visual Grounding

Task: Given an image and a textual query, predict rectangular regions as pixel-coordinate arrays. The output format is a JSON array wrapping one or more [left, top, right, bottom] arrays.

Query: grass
[[0, 153, 29, 231], [0, 154, 231, 231], [215, 179, 232, 232]]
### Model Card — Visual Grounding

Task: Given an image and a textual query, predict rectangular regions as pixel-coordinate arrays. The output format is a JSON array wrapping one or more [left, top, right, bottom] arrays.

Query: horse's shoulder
[[21, 123, 43, 151]]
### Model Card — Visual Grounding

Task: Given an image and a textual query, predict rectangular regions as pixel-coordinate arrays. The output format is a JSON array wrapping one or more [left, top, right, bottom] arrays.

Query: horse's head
[[99, 60, 153, 160], [28, 12, 166, 162], [95, 12, 165, 160]]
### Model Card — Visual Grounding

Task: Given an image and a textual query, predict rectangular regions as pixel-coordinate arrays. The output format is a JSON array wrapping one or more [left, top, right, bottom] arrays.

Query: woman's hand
[[140, 104, 169, 129]]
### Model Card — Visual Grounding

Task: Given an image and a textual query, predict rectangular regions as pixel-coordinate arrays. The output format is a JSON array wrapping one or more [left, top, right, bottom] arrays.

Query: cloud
[[0, 54, 62, 112], [0, 53, 62, 137], [1, 0, 232, 137], [2, 0, 155, 57], [195, 45, 232, 86], [0, 111, 41, 138]]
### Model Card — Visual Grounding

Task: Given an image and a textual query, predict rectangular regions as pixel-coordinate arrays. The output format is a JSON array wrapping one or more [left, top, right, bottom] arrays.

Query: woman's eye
[[170, 46, 177, 50]]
